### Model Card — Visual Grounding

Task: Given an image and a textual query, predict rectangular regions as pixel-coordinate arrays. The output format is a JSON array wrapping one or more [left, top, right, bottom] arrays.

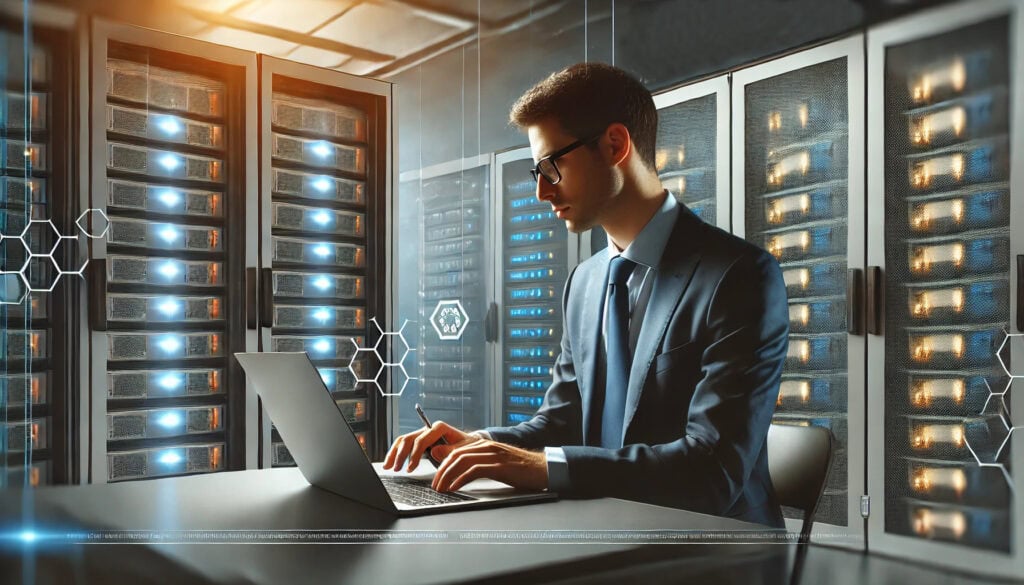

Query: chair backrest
[[766, 423, 834, 520]]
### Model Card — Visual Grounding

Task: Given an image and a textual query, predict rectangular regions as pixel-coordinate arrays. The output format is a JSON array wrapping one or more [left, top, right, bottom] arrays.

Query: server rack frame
[[86, 19, 259, 482], [490, 146, 582, 428], [652, 75, 732, 233], [866, 0, 1024, 576], [257, 56, 392, 465], [731, 34, 868, 550]]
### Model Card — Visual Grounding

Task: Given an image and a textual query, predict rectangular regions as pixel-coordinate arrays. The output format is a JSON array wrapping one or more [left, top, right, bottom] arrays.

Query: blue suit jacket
[[486, 205, 789, 528]]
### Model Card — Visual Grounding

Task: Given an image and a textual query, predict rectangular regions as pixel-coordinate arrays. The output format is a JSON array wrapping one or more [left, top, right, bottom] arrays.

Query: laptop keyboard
[[381, 477, 478, 507]]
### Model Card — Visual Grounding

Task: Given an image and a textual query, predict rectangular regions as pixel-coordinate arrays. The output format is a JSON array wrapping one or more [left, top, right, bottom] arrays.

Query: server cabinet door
[[582, 75, 732, 259], [88, 20, 257, 482], [732, 36, 867, 548], [653, 76, 731, 232], [492, 147, 579, 428], [258, 56, 390, 466], [867, 0, 1024, 576], [395, 156, 492, 437], [1, 9, 76, 487]]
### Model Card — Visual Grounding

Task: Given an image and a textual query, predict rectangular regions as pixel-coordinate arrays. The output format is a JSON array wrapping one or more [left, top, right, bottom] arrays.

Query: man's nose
[[535, 176, 556, 202]]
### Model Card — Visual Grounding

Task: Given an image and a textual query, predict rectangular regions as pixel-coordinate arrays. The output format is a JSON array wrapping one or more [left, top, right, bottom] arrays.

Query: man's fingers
[[448, 463, 503, 492], [433, 450, 495, 491], [407, 425, 448, 472]]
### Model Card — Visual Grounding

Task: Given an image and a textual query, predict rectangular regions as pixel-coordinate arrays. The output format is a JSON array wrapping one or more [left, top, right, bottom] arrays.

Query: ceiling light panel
[[229, 0, 355, 33], [313, 3, 461, 58]]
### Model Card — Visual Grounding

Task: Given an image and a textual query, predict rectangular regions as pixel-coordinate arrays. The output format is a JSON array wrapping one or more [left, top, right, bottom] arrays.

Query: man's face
[[527, 118, 613, 234]]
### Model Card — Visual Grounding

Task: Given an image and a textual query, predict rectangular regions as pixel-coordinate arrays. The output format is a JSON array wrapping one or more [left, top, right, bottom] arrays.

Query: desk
[[0, 468, 789, 584]]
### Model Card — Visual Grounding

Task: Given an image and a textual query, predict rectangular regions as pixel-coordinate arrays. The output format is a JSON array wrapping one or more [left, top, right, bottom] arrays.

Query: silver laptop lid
[[235, 352, 397, 513]]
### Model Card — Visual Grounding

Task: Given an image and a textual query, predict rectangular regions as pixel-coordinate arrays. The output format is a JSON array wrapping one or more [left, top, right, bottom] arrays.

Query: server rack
[[652, 76, 731, 231], [258, 56, 390, 465], [491, 147, 579, 427], [87, 20, 257, 482], [0, 11, 75, 487], [867, 0, 1024, 575], [396, 156, 492, 435], [732, 36, 867, 547]]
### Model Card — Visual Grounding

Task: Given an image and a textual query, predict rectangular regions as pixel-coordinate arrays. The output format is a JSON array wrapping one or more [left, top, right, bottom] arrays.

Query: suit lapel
[[621, 210, 704, 442], [579, 247, 609, 446]]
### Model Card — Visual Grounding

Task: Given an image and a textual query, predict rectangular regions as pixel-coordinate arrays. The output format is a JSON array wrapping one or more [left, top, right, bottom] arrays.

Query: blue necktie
[[601, 256, 634, 449]]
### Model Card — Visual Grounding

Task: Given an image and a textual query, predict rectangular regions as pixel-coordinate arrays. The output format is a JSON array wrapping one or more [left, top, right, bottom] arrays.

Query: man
[[385, 62, 789, 527]]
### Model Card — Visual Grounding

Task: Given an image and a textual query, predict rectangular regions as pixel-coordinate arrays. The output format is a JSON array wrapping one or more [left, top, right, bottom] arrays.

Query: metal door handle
[[246, 267, 257, 330], [1017, 255, 1023, 332], [260, 268, 274, 327], [847, 268, 863, 335], [89, 259, 107, 332], [866, 266, 882, 336], [485, 302, 498, 342]]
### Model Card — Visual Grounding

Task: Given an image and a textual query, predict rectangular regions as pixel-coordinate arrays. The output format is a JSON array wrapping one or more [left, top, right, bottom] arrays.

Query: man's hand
[[430, 439, 548, 492], [382, 421, 477, 473]]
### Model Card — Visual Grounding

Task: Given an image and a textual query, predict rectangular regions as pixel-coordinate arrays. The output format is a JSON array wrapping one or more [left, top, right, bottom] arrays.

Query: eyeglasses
[[530, 135, 600, 185]]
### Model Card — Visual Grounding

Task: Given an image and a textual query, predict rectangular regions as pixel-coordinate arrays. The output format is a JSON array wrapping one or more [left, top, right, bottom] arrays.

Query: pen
[[414, 403, 448, 466]]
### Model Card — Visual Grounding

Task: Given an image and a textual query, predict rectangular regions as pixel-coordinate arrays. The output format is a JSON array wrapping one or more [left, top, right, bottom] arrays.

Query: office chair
[[766, 423, 835, 585]]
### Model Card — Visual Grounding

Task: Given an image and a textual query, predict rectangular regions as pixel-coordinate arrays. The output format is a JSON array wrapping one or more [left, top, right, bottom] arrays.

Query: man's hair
[[509, 62, 658, 171]]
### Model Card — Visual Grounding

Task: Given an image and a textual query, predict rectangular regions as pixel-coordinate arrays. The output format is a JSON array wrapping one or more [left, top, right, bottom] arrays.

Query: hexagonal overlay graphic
[[430, 300, 469, 341], [75, 208, 110, 239], [19, 219, 62, 255], [347, 318, 417, 397], [0, 215, 89, 304], [963, 330, 1023, 493], [0, 271, 28, 305]]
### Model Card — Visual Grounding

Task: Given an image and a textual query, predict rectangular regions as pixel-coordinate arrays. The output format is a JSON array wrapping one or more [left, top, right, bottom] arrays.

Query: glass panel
[[883, 17, 1012, 552], [744, 57, 850, 526], [397, 165, 489, 434], [656, 93, 718, 224]]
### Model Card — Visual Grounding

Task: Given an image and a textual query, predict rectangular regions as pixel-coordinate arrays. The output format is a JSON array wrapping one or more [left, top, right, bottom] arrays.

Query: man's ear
[[603, 122, 632, 168]]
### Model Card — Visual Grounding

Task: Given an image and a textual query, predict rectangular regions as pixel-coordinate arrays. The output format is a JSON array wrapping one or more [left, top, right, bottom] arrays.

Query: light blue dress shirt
[[545, 191, 681, 490], [475, 192, 680, 491]]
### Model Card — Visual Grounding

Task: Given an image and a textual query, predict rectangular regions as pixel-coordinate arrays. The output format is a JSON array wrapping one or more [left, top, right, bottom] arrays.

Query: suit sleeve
[[482, 265, 583, 449], [557, 249, 789, 514]]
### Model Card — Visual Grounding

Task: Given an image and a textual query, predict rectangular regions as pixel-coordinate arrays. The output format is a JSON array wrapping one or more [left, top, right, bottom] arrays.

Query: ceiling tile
[[175, 0, 253, 14], [283, 45, 351, 68], [335, 58, 379, 77], [314, 3, 461, 58], [193, 26, 298, 56], [229, 0, 354, 33]]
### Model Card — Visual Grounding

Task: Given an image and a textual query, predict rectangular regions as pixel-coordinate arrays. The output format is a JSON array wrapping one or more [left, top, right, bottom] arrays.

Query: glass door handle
[[847, 268, 864, 335], [866, 266, 883, 336], [89, 258, 107, 332]]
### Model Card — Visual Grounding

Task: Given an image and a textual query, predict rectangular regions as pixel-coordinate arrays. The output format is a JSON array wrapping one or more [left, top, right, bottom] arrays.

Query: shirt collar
[[608, 191, 679, 269]]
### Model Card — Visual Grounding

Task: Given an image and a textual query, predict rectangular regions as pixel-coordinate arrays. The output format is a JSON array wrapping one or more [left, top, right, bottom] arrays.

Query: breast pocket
[[653, 340, 701, 375]]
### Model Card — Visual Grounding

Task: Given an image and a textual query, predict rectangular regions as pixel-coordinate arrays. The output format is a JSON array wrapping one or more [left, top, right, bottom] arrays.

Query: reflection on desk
[[0, 468, 790, 585]]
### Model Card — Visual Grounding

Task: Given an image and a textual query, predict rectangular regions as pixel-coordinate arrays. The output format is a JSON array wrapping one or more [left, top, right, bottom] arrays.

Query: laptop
[[235, 352, 557, 516]]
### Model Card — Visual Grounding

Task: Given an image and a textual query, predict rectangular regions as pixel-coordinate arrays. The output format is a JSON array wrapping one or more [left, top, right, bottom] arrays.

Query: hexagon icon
[[19, 219, 62, 255], [430, 300, 469, 341], [348, 341, 386, 395], [76, 208, 111, 239], [373, 319, 413, 366], [384, 363, 412, 397], [0, 235, 28, 271], [21, 256, 62, 292]]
